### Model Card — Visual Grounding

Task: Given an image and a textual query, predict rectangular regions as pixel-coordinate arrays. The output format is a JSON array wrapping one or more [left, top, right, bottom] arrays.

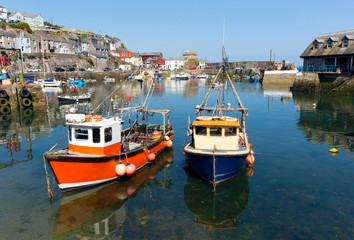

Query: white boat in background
[[198, 74, 209, 79], [104, 76, 115, 83], [176, 72, 190, 80], [41, 79, 62, 87]]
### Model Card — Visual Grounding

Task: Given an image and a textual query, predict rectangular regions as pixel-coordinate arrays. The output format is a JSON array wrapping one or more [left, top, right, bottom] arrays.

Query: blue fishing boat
[[183, 45, 254, 185]]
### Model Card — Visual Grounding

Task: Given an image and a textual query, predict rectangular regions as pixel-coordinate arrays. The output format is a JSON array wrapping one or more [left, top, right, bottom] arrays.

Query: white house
[[12, 30, 32, 53], [0, 6, 7, 22], [198, 59, 208, 69], [8, 11, 44, 27], [165, 57, 185, 70]]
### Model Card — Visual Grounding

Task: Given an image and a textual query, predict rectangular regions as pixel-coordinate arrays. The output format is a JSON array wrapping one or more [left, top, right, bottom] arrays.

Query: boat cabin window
[[105, 127, 112, 142], [75, 128, 88, 140], [195, 126, 207, 136], [210, 127, 222, 136], [68, 126, 72, 141], [225, 127, 237, 136], [93, 128, 100, 143]]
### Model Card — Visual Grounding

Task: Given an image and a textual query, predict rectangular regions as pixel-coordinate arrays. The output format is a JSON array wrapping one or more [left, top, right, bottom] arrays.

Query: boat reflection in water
[[53, 148, 174, 239], [184, 167, 253, 229]]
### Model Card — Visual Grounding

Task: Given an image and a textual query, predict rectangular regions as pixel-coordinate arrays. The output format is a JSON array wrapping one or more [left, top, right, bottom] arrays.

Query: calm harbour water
[[0, 79, 353, 240]]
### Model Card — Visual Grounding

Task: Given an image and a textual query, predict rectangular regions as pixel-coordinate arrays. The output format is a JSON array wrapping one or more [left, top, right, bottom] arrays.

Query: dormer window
[[343, 39, 348, 47], [313, 43, 318, 49], [327, 41, 333, 49]]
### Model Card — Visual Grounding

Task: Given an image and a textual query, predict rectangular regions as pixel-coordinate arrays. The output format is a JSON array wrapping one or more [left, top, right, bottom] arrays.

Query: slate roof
[[0, 30, 15, 38], [301, 29, 354, 58], [8, 11, 41, 19]]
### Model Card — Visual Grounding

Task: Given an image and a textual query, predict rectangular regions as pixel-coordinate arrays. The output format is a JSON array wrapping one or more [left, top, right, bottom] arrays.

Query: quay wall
[[262, 70, 299, 84], [0, 84, 45, 113]]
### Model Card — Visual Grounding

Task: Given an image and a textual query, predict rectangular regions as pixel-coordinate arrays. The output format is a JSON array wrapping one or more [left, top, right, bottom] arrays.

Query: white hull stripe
[[58, 176, 118, 190]]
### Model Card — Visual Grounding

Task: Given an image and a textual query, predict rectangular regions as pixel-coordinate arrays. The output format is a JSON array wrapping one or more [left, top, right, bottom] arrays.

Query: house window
[[327, 41, 332, 48], [210, 127, 222, 136], [105, 127, 112, 142], [195, 126, 207, 136], [93, 128, 100, 143], [75, 128, 88, 140], [313, 43, 318, 49], [343, 39, 348, 47]]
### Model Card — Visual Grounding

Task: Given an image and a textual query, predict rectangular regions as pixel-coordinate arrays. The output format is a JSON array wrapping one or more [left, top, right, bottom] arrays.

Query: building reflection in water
[[52, 148, 174, 239], [184, 167, 253, 229], [293, 93, 354, 151]]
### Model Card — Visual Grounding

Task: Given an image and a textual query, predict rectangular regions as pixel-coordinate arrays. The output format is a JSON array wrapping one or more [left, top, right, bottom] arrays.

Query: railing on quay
[[298, 65, 347, 73]]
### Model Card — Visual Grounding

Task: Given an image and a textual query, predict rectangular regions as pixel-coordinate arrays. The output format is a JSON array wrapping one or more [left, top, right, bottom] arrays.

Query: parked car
[[54, 67, 65, 72], [86, 68, 93, 72], [104, 67, 112, 72], [66, 67, 76, 72], [79, 68, 86, 71]]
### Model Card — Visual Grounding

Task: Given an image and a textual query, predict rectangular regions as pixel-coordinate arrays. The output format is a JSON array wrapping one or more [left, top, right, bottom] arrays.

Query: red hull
[[45, 133, 173, 190]]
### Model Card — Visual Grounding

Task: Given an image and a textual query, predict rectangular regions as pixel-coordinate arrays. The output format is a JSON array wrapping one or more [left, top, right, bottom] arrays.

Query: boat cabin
[[65, 114, 122, 155], [191, 116, 241, 151]]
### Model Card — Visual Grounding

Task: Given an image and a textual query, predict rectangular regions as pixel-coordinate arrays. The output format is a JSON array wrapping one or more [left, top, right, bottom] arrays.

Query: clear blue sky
[[5, 0, 354, 66]]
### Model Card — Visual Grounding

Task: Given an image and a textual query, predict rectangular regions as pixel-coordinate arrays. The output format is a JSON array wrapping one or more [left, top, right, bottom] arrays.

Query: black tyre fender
[[0, 89, 8, 99], [0, 105, 11, 114], [22, 98, 32, 107], [19, 88, 31, 98], [23, 108, 33, 117], [0, 98, 9, 107]]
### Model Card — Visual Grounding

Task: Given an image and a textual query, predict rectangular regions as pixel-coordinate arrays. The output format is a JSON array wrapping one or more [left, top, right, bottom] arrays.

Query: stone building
[[300, 29, 354, 72]]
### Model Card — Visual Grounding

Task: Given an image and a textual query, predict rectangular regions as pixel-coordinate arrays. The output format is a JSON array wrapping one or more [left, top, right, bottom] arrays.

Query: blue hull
[[186, 151, 247, 184]]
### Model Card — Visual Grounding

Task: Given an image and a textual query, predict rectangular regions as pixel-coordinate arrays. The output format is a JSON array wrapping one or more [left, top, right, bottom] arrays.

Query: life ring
[[196, 116, 212, 121], [19, 88, 31, 99], [224, 116, 238, 122], [0, 98, 8, 107], [85, 115, 102, 122], [22, 98, 32, 107], [0, 89, 8, 99], [0, 106, 10, 114]]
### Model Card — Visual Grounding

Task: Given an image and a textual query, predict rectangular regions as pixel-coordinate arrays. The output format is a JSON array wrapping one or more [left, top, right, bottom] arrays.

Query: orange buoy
[[250, 149, 254, 155], [246, 155, 255, 166], [183, 151, 187, 156], [166, 140, 173, 147], [126, 163, 136, 175], [249, 143, 252, 148], [212, 83, 215, 88], [148, 152, 156, 161], [115, 163, 126, 176]]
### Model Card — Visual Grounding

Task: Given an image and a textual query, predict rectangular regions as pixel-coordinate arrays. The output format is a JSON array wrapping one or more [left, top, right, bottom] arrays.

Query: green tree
[[16, 22, 33, 33]]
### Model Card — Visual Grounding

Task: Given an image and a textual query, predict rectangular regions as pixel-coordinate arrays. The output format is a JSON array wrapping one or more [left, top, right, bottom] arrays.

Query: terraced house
[[301, 29, 354, 72]]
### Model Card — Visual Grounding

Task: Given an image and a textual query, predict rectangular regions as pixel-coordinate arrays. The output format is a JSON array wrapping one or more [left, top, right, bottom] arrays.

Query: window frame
[[104, 127, 112, 143]]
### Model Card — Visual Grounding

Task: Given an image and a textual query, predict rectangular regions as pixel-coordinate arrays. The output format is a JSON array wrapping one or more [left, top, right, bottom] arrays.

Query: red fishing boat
[[44, 80, 173, 191]]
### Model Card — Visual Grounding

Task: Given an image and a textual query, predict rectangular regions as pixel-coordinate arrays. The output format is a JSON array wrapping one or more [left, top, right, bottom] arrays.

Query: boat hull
[[44, 132, 173, 191], [184, 143, 248, 184]]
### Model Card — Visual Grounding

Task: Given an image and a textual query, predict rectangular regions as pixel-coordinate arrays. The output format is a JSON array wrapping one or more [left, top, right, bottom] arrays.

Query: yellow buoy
[[329, 148, 338, 153]]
